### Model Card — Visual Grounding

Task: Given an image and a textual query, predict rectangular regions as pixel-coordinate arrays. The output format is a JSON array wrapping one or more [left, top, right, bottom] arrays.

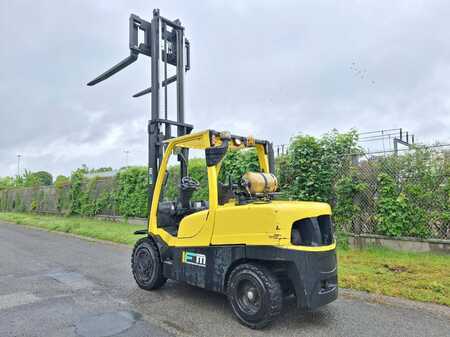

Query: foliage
[[333, 170, 367, 231], [115, 166, 148, 218], [54, 175, 70, 188], [331, 145, 449, 239], [56, 181, 71, 214], [164, 158, 209, 202], [335, 229, 349, 250], [89, 167, 112, 173], [376, 173, 413, 237], [31, 171, 53, 186], [0, 176, 15, 190], [67, 167, 118, 217], [374, 152, 438, 238], [18, 170, 40, 187], [218, 148, 260, 183], [1, 170, 52, 188], [163, 149, 259, 203], [78, 178, 104, 216], [69, 168, 85, 215], [278, 130, 360, 202], [162, 149, 259, 203]]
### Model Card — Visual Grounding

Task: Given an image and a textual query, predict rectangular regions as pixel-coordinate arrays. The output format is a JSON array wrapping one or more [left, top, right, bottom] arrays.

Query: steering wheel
[[181, 176, 200, 190]]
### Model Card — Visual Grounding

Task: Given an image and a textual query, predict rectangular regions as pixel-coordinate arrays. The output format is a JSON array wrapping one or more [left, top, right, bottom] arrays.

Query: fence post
[[351, 154, 362, 235]]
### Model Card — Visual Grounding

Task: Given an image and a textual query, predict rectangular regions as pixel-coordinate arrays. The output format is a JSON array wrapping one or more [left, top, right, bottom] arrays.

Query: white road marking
[[0, 292, 40, 310]]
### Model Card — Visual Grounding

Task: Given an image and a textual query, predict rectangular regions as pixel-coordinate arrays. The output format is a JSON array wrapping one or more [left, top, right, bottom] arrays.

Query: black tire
[[227, 263, 282, 329], [131, 237, 166, 290]]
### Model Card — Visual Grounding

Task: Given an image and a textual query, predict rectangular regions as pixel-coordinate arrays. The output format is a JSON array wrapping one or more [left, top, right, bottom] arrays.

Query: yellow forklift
[[88, 9, 337, 329]]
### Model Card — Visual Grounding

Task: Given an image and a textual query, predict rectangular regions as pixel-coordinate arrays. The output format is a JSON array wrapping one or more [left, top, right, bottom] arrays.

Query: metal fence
[[334, 144, 450, 240]]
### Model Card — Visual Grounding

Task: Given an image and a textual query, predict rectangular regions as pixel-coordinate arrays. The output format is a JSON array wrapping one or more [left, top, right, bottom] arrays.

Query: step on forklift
[[87, 9, 337, 329]]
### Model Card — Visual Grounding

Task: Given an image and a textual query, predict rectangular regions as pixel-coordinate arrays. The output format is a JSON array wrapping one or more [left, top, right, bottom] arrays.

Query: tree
[[54, 175, 70, 188], [0, 176, 15, 189], [31, 171, 53, 186], [21, 170, 40, 187]]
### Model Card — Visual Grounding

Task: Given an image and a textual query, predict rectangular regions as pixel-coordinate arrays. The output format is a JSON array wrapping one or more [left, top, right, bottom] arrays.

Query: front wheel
[[227, 263, 282, 329], [131, 237, 166, 290]]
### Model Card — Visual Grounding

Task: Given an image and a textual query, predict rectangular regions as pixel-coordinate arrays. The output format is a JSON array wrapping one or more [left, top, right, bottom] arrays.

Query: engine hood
[[211, 199, 332, 246], [268, 200, 331, 216], [254, 200, 332, 245]]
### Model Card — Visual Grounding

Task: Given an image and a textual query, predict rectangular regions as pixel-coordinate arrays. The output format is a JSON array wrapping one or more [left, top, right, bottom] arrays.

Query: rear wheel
[[227, 263, 282, 329], [131, 237, 166, 290]]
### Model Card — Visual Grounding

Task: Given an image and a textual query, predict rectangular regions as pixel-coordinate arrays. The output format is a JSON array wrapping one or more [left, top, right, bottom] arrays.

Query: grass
[[338, 247, 450, 306], [0, 211, 449, 306], [0, 212, 143, 245]]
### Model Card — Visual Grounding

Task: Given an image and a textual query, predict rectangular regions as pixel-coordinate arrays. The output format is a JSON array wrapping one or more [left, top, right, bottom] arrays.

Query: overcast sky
[[1, 0, 450, 177]]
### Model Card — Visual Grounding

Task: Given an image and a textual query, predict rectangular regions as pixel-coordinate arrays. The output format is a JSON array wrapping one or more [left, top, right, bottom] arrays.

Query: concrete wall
[[94, 215, 147, 225], [348, 233, 450, 255]]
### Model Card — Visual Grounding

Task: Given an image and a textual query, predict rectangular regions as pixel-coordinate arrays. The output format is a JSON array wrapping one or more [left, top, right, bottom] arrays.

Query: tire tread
[[227, 262, 282, 329], [131, 237, 167, 290]]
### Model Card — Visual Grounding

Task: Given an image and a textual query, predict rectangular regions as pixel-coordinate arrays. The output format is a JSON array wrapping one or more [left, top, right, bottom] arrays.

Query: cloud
[[1, 0, 450, 177]]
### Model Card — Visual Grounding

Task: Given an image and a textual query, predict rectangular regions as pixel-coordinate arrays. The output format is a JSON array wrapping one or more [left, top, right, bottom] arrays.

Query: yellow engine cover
[[211, 200, 331, 246]]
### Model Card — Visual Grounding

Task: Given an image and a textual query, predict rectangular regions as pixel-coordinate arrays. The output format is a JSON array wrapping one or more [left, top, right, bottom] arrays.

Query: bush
[[115, 167, 148, 218], [278, 130, 360, 202]]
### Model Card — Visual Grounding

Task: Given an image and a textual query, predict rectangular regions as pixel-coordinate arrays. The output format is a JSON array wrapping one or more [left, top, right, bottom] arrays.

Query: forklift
[[87, 9, 337, 329]]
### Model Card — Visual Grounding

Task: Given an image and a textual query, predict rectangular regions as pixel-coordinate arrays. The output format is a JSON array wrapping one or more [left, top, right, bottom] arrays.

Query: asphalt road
[[0, 221, 449, 337]]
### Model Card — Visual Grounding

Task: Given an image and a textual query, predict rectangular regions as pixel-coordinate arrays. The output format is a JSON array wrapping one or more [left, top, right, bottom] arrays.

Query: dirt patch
[[383, 264, 409, 273]]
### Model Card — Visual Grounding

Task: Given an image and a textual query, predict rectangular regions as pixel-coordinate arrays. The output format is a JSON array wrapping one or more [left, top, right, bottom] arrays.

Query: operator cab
[[156, 133, 278, 236], [157, 146, 209, 236]]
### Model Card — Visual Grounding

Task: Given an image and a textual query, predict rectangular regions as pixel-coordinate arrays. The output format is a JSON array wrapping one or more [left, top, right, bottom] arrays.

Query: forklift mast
[[87, 9, 193, 212]]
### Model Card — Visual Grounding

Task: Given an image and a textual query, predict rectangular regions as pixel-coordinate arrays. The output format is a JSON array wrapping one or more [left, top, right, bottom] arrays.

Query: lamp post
[[124, 150, 130, 168], [17, 154, 22, 177]]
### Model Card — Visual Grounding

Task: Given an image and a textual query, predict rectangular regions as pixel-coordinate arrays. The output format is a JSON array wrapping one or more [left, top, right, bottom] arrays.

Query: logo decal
[[182, 251, 206, 267]]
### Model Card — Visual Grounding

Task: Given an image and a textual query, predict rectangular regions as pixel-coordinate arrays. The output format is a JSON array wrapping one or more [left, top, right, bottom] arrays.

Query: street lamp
[[17, 154, 22, 177], [124, 150, 130, 168]]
